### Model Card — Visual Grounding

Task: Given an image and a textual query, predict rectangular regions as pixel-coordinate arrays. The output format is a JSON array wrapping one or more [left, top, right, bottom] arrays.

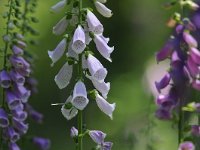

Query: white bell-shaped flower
[[83, 25, 92, 45], [61, 96, 78, 120], [87, 75, 110, 99], [51, 0, 67, 13], [94, 1, 113, 18], [72, 25, 86, 54], [72, 81, 89, 110], [54, 62, 73, 89], [95, 93, 115, 119], [53, 17, 68, 35], [66, 41, 79, 60], [86, 10, 104, 35], [94, 34, 114, 62], [87, 54, 108, 82], [48, 38, 67, 66]]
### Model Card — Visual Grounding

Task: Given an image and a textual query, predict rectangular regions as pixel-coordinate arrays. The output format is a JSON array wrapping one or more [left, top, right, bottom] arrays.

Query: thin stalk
[[77, 0, 83, 149], [178, 98, 183, 144], [0, 0, 13, 148]]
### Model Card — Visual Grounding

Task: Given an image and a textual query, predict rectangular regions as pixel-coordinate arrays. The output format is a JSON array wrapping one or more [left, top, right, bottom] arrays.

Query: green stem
[[78, 110, 83, 150], [77, 0, 83, 149], [0, 0, 13, 148], [178, 98, 183, 144]]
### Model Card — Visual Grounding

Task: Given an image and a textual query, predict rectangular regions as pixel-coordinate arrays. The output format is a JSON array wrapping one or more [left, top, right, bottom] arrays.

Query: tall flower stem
[[78, 0, 83, 149], [178, 98, 183, 144], [0, 0, 13, 148]]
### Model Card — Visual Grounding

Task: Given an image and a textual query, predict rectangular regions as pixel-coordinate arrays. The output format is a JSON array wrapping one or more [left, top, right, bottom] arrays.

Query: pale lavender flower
[[189, 47, 200, 65], [178, 141, 195, 150], [10, 70, 25, 86], [83, 25, 92, 45], [51, 0, 67, 13], [61, 96, 78, 120], [192, 79, 200, 91], [70, 126, 78, 138], [12, 118, 28, 135], [0, 108, 9, 127], [6, 91, 21, 110], [89, 130, 106, 145], [87, 75, 110, 98], [10, 56, 30, 70], [94, 1, 113, 18], [87, 54, 108, 82], [66, 41, 79, 59], [32, 137, 51, 150], [5, 127, 20, 143], [183, 32, 198, 48], [86, 10, 104, 34], [95, 93, 115, 119], [155, 73, 171, 93], [8, 142, 20, 150], [155, 108, 172, 120], [14, 85, 31, 103], [72, 25, 86, 54], [3, 35, 11, 42], [102, 142, 113, 150], [53, 17, 68, 35], [17, 41, 27, 49], [48, 38, 67, 66], [94, 34, 114, 62], [12, 45, 24, 55], [54, 62, 73, 89], [0, 70, 11, 88], [156, 37, 176, 62], [186, 56, 199, 77], [11, 107, 27, 122], [191, 125, 200, 136], [72, 81, 89, 110], [89, 130, 113, 150]]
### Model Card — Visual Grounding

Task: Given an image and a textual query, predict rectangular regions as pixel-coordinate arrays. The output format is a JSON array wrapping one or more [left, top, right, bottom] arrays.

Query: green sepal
[[88, 89, 98, 100], [64, 103, 73, 109]]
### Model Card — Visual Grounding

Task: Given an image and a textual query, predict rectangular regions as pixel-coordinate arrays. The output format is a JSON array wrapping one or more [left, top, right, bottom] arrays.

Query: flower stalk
[[49, 0, 115, 149]]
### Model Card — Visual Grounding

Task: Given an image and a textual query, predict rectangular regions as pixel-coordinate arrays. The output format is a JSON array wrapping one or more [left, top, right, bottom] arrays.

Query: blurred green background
[[0, 0, 181, 149]]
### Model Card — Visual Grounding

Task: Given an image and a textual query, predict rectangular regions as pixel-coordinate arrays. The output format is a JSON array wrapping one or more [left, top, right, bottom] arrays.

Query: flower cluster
[[154, 0, 200, 148], [49, 0, 115, 149], [0, 0, 50, 149], [155, 19, 199, 120]]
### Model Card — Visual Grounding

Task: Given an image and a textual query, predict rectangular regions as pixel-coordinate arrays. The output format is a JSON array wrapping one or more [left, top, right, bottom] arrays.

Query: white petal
[[87, 54, 107, 82], [61, 96, 78, 120], [53, 17, 68, 35], [94, 1, 112, 18], [97, 0, 107, 3], [87, 75, 110, 99], [96, 94, 115, 119], [54, 62, 73, 89], [51, 0, 67, 13], [66, 41, 79, 60], [72, 25, 86, 54], [94, 34, 114, 62], [48, 38, 67, 66], [86, 10, 104, 34], [72, 81, 89, 110], [61, 106, 78, 120], [89, 130, 106, 145]]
